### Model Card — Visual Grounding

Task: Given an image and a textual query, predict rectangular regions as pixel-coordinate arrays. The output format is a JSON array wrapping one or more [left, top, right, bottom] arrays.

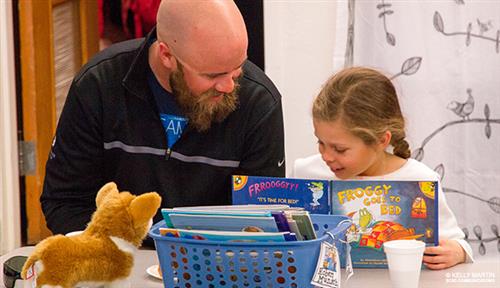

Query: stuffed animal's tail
[[21, 252, 40, 280], [21, 234, 63, 280]]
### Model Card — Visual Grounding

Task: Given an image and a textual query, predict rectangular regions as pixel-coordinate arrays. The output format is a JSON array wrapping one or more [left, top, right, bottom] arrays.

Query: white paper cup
[[383, 240, 425, 288]]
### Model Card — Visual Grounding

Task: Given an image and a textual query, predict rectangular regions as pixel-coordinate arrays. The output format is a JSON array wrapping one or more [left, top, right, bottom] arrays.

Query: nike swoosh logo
[[278, 159, 285, 167]]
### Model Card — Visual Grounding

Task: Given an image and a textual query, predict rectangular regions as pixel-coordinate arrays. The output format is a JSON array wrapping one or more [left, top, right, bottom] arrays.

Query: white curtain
[[0, 0, 21, 254], [334, 0, 500, 259]]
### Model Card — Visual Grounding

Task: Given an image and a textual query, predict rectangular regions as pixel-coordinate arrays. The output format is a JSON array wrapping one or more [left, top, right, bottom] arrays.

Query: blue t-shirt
[[147, 69, 188, 149]]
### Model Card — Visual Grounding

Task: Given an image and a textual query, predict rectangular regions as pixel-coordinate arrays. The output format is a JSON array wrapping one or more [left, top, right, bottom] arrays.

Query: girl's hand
[[423, 239, 466, 270]]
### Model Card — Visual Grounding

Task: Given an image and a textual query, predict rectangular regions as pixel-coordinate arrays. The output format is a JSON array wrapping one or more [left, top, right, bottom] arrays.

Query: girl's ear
[[379, 130, 392, 148], [157, 42, 177, 70]]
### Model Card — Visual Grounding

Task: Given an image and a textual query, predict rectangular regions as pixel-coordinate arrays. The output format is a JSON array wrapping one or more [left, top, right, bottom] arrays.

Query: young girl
[[294, 67, 473, 270]]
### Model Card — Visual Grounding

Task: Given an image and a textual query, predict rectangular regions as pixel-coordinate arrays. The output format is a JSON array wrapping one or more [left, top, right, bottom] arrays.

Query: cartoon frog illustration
[[308, 181, 325, 206], [358, 208, 374, 232]]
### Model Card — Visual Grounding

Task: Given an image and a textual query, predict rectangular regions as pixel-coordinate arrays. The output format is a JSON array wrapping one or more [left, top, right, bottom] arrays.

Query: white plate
[[146, 264, 162, 280]]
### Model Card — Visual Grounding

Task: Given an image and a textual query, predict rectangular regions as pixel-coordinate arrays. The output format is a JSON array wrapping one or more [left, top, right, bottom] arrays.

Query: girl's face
[[313, 119, 387, 179]]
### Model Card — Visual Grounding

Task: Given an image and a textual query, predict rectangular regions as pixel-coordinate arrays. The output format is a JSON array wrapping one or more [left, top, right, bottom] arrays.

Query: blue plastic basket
[[149, 214, 351, 288]]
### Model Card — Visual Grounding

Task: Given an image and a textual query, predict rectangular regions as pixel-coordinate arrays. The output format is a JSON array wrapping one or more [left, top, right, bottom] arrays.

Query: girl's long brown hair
[[313, 67, 411, 159]]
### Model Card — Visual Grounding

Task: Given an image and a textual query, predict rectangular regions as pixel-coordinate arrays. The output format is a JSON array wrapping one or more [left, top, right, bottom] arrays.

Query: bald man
[[41, 0, 285, 240]]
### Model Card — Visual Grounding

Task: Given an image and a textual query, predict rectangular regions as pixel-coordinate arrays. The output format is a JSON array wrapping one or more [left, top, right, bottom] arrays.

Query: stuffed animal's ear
[[129, 192, 162, 227], [95, 182, 119, 208]]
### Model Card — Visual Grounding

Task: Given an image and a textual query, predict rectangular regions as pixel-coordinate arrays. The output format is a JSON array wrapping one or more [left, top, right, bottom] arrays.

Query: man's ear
[[157, 42, 177, 70]]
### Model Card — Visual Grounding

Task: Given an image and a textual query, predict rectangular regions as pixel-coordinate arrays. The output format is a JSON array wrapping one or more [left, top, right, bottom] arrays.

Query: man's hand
[[423, 239, 466, 270]]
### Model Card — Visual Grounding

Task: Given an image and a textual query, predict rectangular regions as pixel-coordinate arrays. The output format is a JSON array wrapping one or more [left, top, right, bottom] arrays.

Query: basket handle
[[324, 219, 355, 282], [324, 219, 352, 244]]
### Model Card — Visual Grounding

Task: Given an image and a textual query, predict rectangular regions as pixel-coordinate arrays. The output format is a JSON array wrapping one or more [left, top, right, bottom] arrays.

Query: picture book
[[271, 211, 291, 233], [171, 204, 291, 211], [232, 175, 439, 268], [159, 228, 297, 242], [168, 214, 280, 232], [161, 208, 274, 228], [290, 211, 317, 240], [331, 180, 438, 268], [160, 205, 311, 241], [232, 175, 330, 214], [285, 218, 303, 241]]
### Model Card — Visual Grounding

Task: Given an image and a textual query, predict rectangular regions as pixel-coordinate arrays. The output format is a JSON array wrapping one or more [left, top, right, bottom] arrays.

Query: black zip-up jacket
[[41, 30, 285, 238]]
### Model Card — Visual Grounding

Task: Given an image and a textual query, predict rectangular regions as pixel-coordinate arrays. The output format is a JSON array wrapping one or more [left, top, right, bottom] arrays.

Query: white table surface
[[2, 246, 499, 287], [1, 246, 163, 288], [347, 256, 499, 288]]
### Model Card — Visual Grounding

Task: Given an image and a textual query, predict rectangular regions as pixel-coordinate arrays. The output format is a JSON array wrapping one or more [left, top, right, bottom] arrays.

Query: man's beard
[[170, 66, 240, 132]]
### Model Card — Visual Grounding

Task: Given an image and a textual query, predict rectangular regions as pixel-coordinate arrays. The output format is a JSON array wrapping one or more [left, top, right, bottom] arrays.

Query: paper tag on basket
[[344, 241, 354, 282], [25, 264, 37, 288], [310, 241, 341, 288]]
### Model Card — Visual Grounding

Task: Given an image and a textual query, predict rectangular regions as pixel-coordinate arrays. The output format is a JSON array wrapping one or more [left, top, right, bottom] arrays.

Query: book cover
[[161, 208, 273, 228], [271, 211, 291, 232], [290, 211, 317, 240], [168, 214, 280, 232], [232, 175, 439, 268], [331, 180, 438, 268], [159, 228, 295, 242], [171, 204, 291, 211], [232, 175, 330, 214], [286, 218, 303, 241]]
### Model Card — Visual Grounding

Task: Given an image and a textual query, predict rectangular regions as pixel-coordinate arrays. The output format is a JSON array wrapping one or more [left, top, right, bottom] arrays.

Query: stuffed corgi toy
[[21, 182, 161, 288]]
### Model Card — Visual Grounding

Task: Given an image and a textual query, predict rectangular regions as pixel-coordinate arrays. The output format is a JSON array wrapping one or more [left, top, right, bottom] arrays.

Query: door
[[17, 0, 98, 244]]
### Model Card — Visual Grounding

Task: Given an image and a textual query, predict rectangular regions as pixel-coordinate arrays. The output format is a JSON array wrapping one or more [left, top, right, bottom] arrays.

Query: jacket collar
[[122, 28, 157, 101]]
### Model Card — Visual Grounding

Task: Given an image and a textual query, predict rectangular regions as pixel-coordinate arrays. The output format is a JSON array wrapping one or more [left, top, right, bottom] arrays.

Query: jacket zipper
[[165, 147, 172, 160]]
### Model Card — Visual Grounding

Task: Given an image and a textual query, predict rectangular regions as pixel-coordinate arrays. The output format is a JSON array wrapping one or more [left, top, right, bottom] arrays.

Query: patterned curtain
[[334, 0, 500, 259]]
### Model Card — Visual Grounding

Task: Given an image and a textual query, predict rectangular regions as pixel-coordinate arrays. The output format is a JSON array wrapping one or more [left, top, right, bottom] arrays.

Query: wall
[[264, 0, 338, 175], [0, 0, 21, 254]]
